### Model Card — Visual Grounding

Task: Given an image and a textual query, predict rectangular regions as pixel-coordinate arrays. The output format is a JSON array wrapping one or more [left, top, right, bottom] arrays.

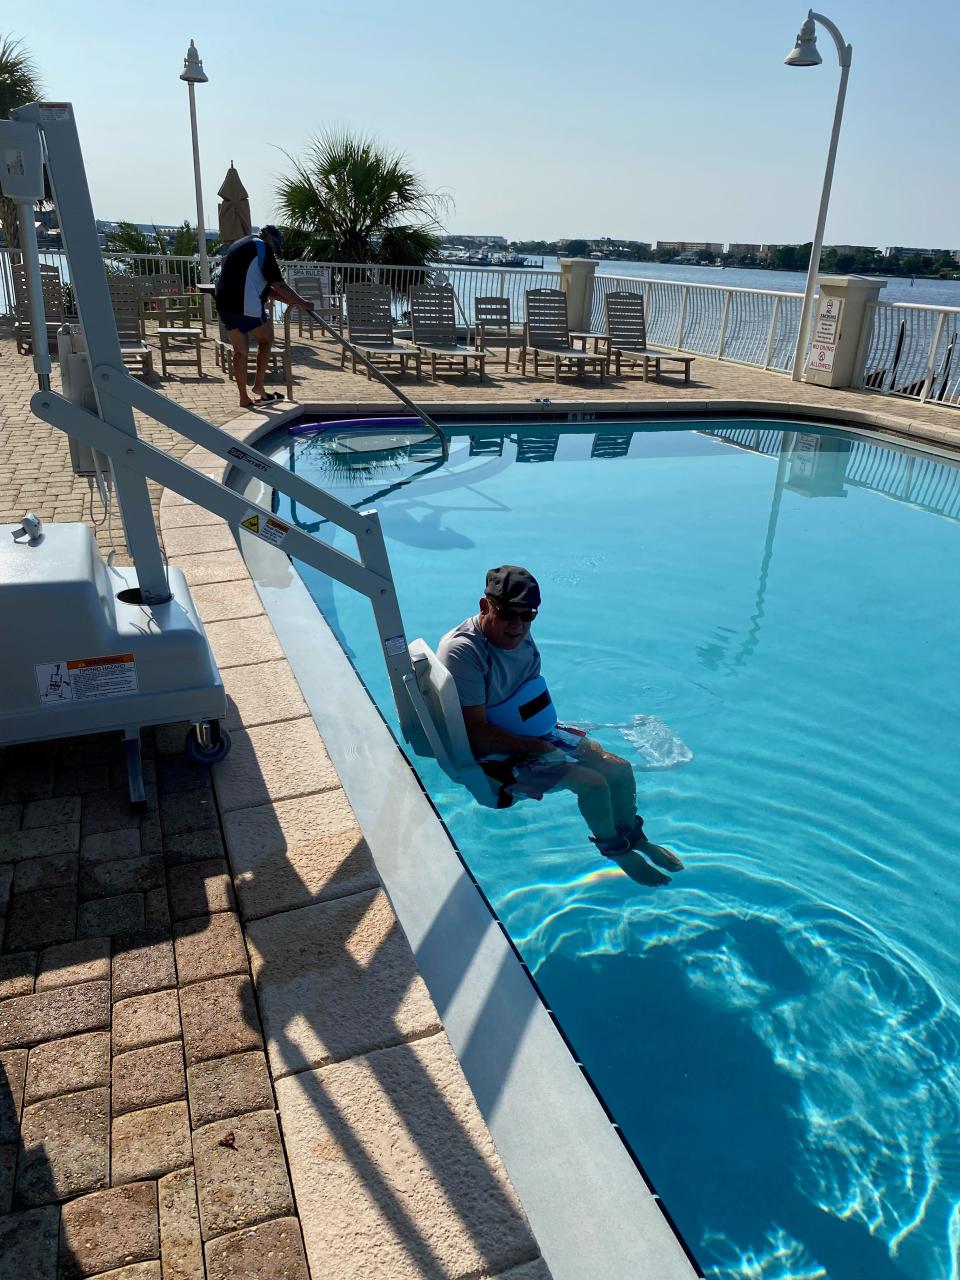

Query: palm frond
[[274, 129, 449, 266]]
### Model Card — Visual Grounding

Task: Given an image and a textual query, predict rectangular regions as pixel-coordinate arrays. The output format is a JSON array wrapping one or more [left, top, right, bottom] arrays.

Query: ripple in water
[[500, 877, 960, 1279]]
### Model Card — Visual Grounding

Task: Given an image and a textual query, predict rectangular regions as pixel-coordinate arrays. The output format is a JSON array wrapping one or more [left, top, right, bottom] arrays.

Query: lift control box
[[0, 523, 224, 747]]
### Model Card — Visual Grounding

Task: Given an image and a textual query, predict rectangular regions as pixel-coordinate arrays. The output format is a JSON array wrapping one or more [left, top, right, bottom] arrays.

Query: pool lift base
[[1, 100, 465, 802]]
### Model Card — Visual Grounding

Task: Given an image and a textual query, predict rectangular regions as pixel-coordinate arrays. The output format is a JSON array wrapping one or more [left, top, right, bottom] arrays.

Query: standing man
[[214, 224, 311, 409], [438, 565, 683, 879]]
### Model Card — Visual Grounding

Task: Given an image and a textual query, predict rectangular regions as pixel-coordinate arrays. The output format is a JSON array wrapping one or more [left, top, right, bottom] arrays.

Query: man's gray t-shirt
[[437, 615, 540, 708]]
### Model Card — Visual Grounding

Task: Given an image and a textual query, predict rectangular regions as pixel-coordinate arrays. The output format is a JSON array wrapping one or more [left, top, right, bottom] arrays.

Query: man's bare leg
[[229, 332, 252, 407], [575, 739, 683, 870], [250, 323, 274, 400], [576, 739, 636, 827], [561, 765, 618, 841]]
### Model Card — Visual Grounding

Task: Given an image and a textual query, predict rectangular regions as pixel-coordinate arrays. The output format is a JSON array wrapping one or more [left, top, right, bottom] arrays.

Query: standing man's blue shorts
[[219, 310, 268, 334]]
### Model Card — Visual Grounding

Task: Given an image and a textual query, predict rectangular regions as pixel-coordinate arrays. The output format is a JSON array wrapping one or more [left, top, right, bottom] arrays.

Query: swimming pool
[[264, 417, 960, 1280]]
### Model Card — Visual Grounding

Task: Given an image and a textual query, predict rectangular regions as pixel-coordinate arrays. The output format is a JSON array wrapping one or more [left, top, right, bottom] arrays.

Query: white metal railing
[[591, 274, 804, 373], [705, 424, 960, 520], [284, 260, 560, 329], [3, 247, 804, 377], [856, 302, 960, 408]]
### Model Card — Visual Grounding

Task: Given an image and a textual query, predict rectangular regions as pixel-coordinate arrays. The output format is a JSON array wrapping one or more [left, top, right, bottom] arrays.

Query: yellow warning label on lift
[[239, 513, 290, 547]]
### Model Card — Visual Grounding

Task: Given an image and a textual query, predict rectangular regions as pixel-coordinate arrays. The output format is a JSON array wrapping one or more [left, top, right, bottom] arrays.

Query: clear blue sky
[[12, 0, 959, 246]]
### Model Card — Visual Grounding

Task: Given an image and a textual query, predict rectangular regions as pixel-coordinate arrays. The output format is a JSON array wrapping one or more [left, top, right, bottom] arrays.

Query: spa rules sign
[[809, 295, 843, 373]]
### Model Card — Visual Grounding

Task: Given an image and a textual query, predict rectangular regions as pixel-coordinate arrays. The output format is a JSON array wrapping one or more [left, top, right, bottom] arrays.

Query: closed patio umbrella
[[217, 164, 252, 244]]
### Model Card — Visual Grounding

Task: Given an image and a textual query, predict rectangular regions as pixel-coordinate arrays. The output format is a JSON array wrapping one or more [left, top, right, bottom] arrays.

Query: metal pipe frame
[[30, 384, 427, 753], [14, 101, 171, 604]]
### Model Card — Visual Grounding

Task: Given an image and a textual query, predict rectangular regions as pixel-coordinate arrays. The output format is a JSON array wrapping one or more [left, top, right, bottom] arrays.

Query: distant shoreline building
[[656, 241, 724, 255]]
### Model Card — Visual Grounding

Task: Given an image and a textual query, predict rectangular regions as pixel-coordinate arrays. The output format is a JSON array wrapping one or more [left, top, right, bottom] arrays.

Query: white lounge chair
[[522, 288, 606, 381], [409, 284, 485, 379], [106, 277, 154, 378], [341, 284, 421, 379], [602, 291, 695, 383]]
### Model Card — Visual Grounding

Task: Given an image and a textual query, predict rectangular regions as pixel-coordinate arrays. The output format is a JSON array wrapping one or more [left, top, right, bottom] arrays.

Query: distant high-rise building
[[656, 240, 723, 254], [726, 243, 763, 257], [883, 245, 948, 258]]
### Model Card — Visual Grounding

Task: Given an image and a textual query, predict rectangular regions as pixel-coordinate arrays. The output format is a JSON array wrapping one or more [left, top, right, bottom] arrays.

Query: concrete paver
[[0, 981, 110, 1049], [274, 1035, 540, 1280], [185, 1052, 272, 1129], [158, 1167, 204, 1280], [112, 1042, 187, 1116], [112, 990, 181, 1054], [222, 790, 378, 921], [111, 1101, 192, 1184], [220, 660, 308, 730], [167, 859, 235, 923], [191, 1110, 293, 1241], [178, 976, 262, 1065], [35, 939, 110, 992], [0, 952, 34, 999], [173, 912, 247, 986], [247, 889, 442, 1077], [212, 717, 339, 813], [0, 1050, 26, 1142], [16, 1087, 110, 1206], [58, 1181, 159, 1278], [203, 1216, 309, 1280], [111, 935, 177, 1001], [0, 1204, 59, 1280], [24, 1033, 110, 1105]]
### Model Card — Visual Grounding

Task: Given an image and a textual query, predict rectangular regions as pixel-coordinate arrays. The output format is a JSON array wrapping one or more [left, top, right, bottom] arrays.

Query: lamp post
[[785, 10, 852, 381], [180, 40, 211, 321]]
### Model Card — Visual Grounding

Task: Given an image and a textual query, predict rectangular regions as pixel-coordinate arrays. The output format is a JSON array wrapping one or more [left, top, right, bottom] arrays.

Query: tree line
[[510, 238, 958, 278]]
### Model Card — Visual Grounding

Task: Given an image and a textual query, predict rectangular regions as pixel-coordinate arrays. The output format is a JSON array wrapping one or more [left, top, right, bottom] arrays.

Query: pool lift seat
[[405, 640, 504, 808]]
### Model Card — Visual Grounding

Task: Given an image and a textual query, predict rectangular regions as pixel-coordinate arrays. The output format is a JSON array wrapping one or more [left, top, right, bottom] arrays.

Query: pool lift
[[0, 102, 499, 808]]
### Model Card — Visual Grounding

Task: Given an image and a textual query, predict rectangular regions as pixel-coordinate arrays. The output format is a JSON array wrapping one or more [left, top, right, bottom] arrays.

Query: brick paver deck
[[1, 316, 956, 1279]]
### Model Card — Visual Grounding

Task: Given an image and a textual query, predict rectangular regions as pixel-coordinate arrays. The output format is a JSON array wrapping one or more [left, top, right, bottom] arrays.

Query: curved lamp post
[[180, 40, 211, 321], [785, 10, 852, 381]]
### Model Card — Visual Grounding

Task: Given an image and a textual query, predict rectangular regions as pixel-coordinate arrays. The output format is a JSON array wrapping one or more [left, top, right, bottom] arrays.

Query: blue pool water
[[267, 419, 960, 1280]]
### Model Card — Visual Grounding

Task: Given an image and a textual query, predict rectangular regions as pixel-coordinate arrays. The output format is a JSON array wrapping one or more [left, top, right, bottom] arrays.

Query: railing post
[[763, 296, 781, 369], [920, 311, 947, 403], [804, 275, 888, 389], [558, 257, 597, 331], [717, 290, 732, 359], [676, 286, 688, 349]]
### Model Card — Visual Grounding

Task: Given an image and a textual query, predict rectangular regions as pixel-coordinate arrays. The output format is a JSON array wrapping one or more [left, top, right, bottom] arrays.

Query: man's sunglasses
[[489, 598, 538, 624]]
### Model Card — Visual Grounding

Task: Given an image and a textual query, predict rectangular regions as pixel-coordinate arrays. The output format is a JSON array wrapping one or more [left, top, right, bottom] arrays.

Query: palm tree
[[275, 130, 448, 265], [103, 221, 167, 257], [0, 35, 43, 249]]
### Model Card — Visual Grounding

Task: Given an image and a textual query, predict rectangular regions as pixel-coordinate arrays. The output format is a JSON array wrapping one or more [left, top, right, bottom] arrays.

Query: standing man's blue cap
[[260, 224, 283, 253]]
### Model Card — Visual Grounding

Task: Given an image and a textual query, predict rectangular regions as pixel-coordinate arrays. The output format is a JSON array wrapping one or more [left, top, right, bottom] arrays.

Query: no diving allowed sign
[[239, 512, 290, 548]]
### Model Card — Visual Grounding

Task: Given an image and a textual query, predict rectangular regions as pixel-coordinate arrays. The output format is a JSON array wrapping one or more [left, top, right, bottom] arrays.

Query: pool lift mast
[[0, 101, 476, 803]]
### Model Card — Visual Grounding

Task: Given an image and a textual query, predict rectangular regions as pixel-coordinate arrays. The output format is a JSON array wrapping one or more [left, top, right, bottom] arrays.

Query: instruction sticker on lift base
[[36, 653, 138, 705], [239, 512, 290, 547]]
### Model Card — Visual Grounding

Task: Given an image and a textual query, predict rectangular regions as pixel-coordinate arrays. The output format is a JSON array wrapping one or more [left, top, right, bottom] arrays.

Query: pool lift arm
[[0, 101, 472, 800]]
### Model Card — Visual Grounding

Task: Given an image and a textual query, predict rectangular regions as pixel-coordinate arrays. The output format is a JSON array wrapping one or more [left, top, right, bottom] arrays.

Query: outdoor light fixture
[[180, 40, 211, 319], [179, 39, 208, 85], [784, 14, 823, 67], [784, 10, 852, 381]]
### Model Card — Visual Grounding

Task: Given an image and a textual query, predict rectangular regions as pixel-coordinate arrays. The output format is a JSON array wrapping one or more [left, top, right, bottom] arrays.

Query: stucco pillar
[[558, 257, 598, 332], [804, 274, 887, 388]]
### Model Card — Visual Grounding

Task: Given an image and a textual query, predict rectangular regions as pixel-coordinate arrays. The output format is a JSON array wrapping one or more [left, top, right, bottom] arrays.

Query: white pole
[[790, 14, 852, 381], [187, 81, 212, 322]]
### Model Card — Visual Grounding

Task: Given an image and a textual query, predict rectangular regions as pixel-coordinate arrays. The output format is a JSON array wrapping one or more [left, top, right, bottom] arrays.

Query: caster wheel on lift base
[[184, 721, 232, 765]]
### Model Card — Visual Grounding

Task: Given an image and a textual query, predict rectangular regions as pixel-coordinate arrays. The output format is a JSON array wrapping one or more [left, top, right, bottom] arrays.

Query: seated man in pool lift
[[438, 565, 682, 877]]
